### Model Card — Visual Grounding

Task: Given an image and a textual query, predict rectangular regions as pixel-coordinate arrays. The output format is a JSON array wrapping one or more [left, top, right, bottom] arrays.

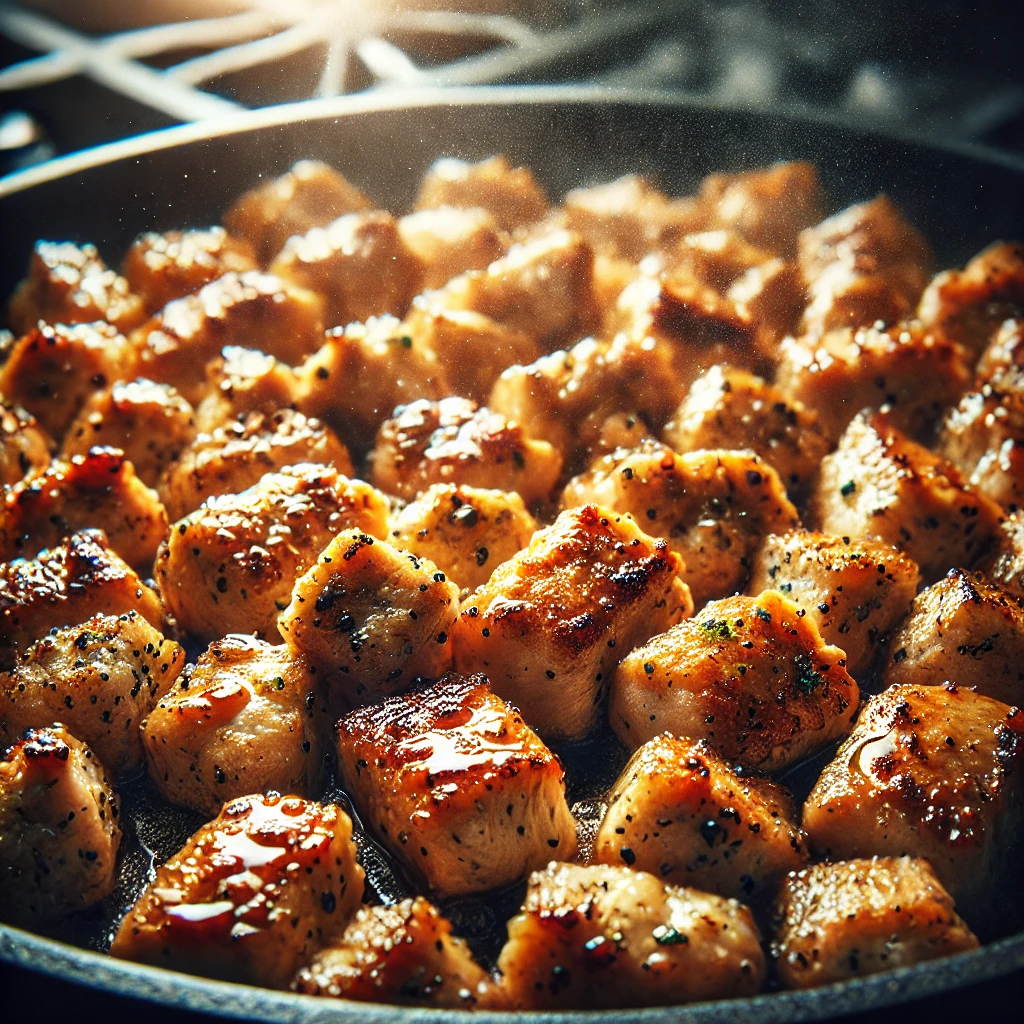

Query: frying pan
[[1, 86, 1024, 1023]]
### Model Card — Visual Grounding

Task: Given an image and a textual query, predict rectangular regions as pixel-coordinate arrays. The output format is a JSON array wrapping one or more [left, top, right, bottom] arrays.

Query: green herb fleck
[[699, 618, 736, 641], [793, 653, 825, 694], [652, 925, 689, 945], [840, 480, 857, 497]]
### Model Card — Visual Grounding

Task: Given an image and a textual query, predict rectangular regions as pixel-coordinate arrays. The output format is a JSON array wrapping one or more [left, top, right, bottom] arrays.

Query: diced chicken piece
[[748, 530, 920, 678], [142, 636, 323, 815], [111, 793, 363, 986], [776, 321, 971, 443], [497, 861, 765, 1010], [976, 318, 1024, 383], [451, 505, 691, 741], [415, 155, 547, 232], [0, 321, 136, 439], [983, 511, 1024, 597], [0, 530, 165, 668], [610, 591, 858, 770], [130, 271, 324, 403], [773, 857, 978, 989], [1, 447, 168, 571], [279, 531, 460, 710], [803, 683, 1024, 912], [727, 257, 806, 359], [193, 346, 301, 433], [565, 446, 799, 607], [0, 402, 50, 486], [122, 227, 258, 312], [587, 411, 654, 464], [157, 463, 388, 643], [810, 410, 1003, 582], [224, 159, 372, 265], [658, 229, 775, 292], [883, 569, 1024, 705], [7, 240, 146, 336], [159, 409, 352, 522], [370, 397, 562, 505], [336, 673, 576, 897], [0, 611, 184, 777], [389, 483, 538, 592], [292, 896, 506, 1008], [918, 242, 1024, 358], [594, 734, 807, 899], [663, 365, 831, 498], [397, 206, 507, 289], [62, 379, 196, 488], [0, 724, 120, 925]]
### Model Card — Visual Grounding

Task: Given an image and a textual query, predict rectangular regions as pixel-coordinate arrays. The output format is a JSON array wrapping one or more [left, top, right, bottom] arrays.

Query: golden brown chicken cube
[[983, 511, 1024, 597], [370, 397, 562, 505], [810, 410, 1003, 582], [1, 447, 168, 571], [663, 365, 831, 498], [0, 402, 50, 486], [726, 257, 806, 359], [976, 318, 1024, 383], [292, 896, 506, 1008], [336, 673, 577, 897], [111, 792, 363, 986], [451, 504, 691, 741], [130, 271, 324, 403], [776, 321, 971, 443], [122, 227, 258, 312], [0, 724, 120, 925], [748, 530, 920, 678], [224, 159, 372, 265], [659, 229, 775, 293], [193, 346, 301, 433], [883, 569, 1024, 705], [141, 636, 323, 816], [0, 611, 185, 777], [279, 531, 460, 710], [0, 530, 165, 668], [496, 861, 765, 1010], [61, 379, 196, 488], [565, 446, 799, 608], [397, 206, 507, 290], [803, 683, 1024, 912], [389, 483, 538, 592], [0, 321, 137, 440], [157, 463, 389, 643], [415, 155, 548, 232], [7, 240, 147, 336], [773, 857, 978, 989], [918, 242, 1024, 357], [594, 734, 807, 900]]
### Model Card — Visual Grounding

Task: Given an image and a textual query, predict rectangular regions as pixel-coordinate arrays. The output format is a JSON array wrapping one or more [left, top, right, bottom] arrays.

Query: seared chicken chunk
[[566, 446, 799, 607], [452, 505, 691, 741], [727, 257, 806, 359], [663, 365, 831, 497], [811, 410, 1003, 581], [270, 210, 423, 327], [776, 321, 971, 443], [224, 159, 372, 265], [62, 379, 196, 488], [773, 857, 978, 989], [803, 683, 1024, 911], [1, 447, 168, 571], [610, 591, 859, 770], [883, 569, 1024, 705], [983, 511, 1024, 597], [0, 611, 184, 777], [594, 734, 807, 899], [111, 792, 363, 986], [976, 317, 1024, 383], [415, 155, 548, 232], [193, 346, 301, 432], [0, 321, 136, 439], [0, 402, 50, 486], [160, 408, 352, 523], [397, 206, 506, 289], [370, 397, 562, 505], [389, 483, 538, 592], [122, 227, 258, 312], [7, 240, 146, 336], [293, 896, 506, 1008], [497, 861, 765, 1010], [0, 724, 120, 925], [749, 530, 920, 678], [659, 229, 775, 293], [0, 530, 165, 668], [142, 636, 322, 816], [336, 673, 577, 897], [279, 531, 460, 710], [157, 463, 388, 642]]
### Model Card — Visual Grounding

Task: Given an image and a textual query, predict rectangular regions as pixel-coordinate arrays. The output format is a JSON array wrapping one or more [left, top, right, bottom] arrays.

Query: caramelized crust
[[983, 511, 1024, 597], [976, 318, 1024, 383], [397, 206, 507, 290], [0, 401, 51, 486]]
